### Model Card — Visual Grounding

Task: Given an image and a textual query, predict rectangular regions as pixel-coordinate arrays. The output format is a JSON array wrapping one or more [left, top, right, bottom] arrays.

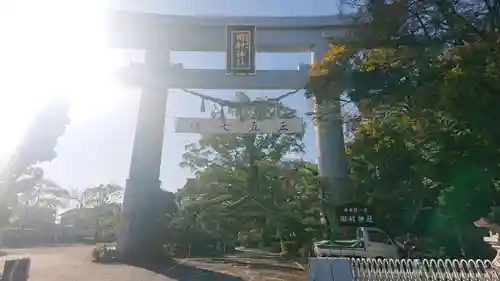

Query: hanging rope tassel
[[200, 98, 206, 112]]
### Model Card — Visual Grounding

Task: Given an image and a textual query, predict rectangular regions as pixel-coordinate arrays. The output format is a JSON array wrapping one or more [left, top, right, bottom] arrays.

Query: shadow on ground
[[207, 257, 304, 272], [128, 260, 244, 281]]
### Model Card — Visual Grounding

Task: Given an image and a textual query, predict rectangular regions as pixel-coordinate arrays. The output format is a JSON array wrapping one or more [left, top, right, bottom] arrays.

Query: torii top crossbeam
[[106, 9, 358, 52]]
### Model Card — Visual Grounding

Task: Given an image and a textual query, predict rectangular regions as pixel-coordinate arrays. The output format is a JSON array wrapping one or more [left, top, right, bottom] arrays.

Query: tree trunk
[[452, 216, 466, 257], [94, 208, 100, 242], [408, 198, 423, 231], [277, 225, 287, 256]]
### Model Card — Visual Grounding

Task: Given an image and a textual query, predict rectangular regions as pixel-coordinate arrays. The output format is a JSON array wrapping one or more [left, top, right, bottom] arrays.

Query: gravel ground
[[0, 245, 308, 281]]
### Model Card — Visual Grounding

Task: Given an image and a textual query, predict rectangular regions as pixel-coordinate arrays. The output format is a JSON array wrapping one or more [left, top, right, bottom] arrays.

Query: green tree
[[172, 91, 330, 255], [7, 167, 69, 231], [69, 184, 124, 241], [80, 184, 123, 207], [307, 0, 500, 258], [1, 98, 70, 183], [14, 167, 69, 207], [0, 98, 70, 225], [172, 160, 324, 256]]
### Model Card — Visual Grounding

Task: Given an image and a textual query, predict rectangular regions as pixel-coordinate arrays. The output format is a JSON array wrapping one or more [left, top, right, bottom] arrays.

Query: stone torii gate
[[106, 9, 355, 259]]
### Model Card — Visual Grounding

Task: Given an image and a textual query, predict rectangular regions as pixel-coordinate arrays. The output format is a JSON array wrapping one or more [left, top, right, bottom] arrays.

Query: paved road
[[0, 246, 308, 281]]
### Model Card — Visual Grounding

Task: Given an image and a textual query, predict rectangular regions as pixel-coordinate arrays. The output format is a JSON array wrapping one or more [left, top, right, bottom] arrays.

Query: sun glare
[[0, 0, 122, 157]]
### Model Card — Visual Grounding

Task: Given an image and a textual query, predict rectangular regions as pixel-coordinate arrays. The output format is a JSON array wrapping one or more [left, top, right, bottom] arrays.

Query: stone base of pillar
[[116, 178, 167, 263]]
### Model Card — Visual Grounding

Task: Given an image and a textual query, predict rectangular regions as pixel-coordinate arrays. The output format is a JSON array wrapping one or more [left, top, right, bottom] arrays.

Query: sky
[[0, 0, 342, 193]]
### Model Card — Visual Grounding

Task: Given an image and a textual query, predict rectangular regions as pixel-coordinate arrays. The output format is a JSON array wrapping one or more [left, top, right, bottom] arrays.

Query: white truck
[[313, 227, 400, 259]]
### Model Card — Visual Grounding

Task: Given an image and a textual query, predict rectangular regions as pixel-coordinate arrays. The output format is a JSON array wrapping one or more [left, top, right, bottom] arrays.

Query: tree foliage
[[68, 184, 124, 242], [167, 103, 329, 256], [1, 98, 70, 182], [0, 166, 69, 233], [0, 98, 70, 225], [0, 166, 70, 246], [306, 0, 500, 258]]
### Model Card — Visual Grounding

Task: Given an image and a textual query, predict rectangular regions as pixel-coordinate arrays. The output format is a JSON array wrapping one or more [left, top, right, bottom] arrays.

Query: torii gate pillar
[[117, 48, 170, 261], [312, 44, 350, 236]]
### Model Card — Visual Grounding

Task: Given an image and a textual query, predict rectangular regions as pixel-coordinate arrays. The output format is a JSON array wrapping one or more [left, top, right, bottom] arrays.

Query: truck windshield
[[367, 229, 392, 244]]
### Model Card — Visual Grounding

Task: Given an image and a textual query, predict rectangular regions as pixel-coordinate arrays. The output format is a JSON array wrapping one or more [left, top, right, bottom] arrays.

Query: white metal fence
[[309, 258, 500, 281]]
